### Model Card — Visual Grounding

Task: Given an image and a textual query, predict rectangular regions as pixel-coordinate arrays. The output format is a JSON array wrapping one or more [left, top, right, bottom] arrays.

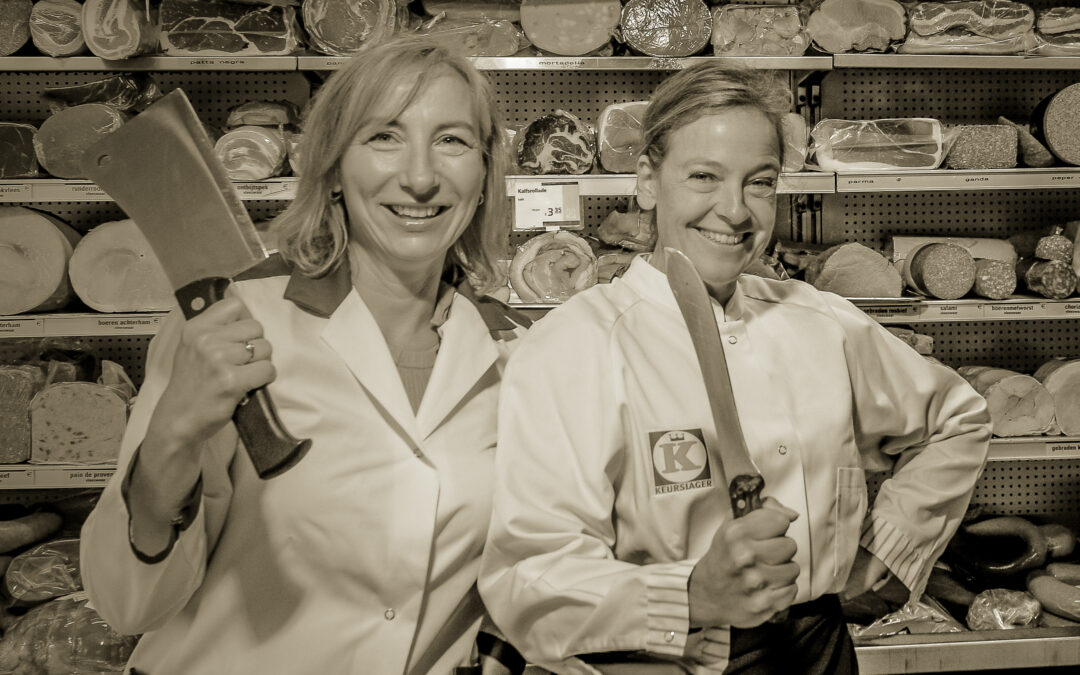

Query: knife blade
[[82, 89, 311, 480], [664, 247, 764, 518]]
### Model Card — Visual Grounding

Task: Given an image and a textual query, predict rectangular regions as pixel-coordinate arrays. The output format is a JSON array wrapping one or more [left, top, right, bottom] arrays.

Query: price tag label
[[919, 303, 983, 321], [0, 470, 35, 488], [235, 181, 295, 200], [33, 182, 110, 201], [1047, 442, 1080, 458], [0, 317, 44, 336], [34, 467, 115, 487], [45, 314, 163, 336], [857, 303, 919, 322], [984, 302, 1039, 319], [512, 182, 581, 231], [0, 183, 32, 201]]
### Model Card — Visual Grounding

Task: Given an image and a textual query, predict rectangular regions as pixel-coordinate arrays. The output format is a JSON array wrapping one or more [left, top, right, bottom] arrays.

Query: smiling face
[[338, 70, 486, 277], [637, 106, 781, 303]]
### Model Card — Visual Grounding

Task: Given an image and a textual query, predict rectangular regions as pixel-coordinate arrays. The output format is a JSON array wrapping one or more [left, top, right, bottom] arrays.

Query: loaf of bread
[[29, 382, 126, 465]]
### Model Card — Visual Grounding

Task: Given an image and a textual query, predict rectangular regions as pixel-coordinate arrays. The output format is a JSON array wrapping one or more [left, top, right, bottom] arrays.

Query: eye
[[747, 175, 778, 194], [365, 131, 397, 146], [436, 134, 475, 155], [688, 171, 716, 182]]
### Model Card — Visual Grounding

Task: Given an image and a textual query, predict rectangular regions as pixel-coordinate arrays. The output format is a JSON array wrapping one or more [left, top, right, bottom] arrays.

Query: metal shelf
[[0, 179, 298, 202], [852, 297, 1080, 323], [0, 464, 114, 489], [0, 56, 297, 71], [835, 168, 1080, 192], [299, 55, 834, 71], [988, 437, 1080, 461], [0, 313, 166, 337], [854, 627, 1080, 673], [834, 54, 1080, 70]]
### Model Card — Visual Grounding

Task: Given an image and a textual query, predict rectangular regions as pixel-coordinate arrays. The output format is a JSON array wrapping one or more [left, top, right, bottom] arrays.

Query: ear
[[635, 154, 657, 211]]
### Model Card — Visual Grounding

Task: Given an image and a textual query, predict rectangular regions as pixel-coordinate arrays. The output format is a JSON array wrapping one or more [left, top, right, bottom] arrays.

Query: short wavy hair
[[273, 36, 509, 287], [641, 62, 793, 170]]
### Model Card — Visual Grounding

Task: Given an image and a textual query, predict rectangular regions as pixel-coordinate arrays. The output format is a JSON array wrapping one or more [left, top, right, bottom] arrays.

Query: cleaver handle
[[729, 473, 765, 518], [176, 277, 312, 479]]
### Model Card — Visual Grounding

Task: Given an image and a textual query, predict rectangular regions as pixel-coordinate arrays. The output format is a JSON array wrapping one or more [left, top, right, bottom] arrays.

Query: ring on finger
[[243, 340, 255, 363]]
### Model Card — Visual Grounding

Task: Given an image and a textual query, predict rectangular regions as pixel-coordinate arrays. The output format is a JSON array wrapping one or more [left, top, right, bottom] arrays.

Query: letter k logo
[[659, 441, 701, 473]]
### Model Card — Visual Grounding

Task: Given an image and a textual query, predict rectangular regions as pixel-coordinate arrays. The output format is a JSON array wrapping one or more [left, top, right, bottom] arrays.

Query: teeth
[[389, 205, 441, 218], [696, 229, 745, 245]]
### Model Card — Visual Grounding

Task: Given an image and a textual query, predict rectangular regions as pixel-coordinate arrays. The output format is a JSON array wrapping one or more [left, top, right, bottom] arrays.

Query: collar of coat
[[237, 253, 532, 336]]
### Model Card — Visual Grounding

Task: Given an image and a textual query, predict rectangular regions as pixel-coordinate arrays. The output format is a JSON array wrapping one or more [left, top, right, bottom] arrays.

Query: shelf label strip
[[512, 181, 582, 231]]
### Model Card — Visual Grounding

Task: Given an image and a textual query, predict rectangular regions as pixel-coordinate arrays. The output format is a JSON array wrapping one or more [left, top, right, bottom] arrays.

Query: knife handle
[[175, 277, 313, 479], [729, 473, 765, 518]]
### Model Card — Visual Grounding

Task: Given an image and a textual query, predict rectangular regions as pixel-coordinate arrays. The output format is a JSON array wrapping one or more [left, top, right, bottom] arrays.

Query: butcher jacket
[[81, 257, 524, 675], [478, 256, 991, 675]]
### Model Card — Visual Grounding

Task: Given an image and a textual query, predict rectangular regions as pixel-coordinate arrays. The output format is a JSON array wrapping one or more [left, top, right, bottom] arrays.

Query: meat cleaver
[[82, 89, 311, 480], [664, 247, 764, 518]]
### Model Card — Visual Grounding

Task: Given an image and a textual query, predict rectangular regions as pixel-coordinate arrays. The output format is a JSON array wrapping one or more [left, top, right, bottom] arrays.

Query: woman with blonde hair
[[81, 36, 526, 674]]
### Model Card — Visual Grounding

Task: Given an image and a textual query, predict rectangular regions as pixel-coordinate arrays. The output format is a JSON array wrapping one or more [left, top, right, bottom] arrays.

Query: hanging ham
[[68, 219, 175, 313], [0, 206, 82, 316], [29, 0, 85, 56]]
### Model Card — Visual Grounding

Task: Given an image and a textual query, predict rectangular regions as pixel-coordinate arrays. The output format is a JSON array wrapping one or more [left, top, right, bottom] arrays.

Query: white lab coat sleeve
[[479, 312, 703, 671], [826, 296, 991, 600], [80, 308, 236, 635]]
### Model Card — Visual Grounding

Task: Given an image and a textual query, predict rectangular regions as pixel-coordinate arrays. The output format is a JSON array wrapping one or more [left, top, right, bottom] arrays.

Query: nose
[[711, 181, 751, 225], [400, 144, 439, 199]]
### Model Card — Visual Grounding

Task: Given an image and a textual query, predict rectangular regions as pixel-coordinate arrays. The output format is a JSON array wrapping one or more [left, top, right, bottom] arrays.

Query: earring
[[330, 189, 342, 203], [477, 193, 485, 206]]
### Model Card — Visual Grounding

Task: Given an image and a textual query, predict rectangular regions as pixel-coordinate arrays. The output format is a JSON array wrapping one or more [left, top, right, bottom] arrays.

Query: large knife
[[665, 247, 764, 519], [82, 89, 311, 480]]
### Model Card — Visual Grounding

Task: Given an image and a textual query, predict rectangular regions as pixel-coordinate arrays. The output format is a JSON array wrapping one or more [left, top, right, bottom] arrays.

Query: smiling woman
[[479, 61, 991, 675], [79, 36, 530, 675]]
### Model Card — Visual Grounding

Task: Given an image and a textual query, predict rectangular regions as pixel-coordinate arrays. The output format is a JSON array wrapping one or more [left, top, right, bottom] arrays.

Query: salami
[[1020, 258, 1076, 299], [973, 258, 1016, 300], [903, 242, 976, 300], [519, 0, 621, 56], [945, 124, 1018, 170], [620, 0, 712, 57], [1035, 227, 1073, 263]]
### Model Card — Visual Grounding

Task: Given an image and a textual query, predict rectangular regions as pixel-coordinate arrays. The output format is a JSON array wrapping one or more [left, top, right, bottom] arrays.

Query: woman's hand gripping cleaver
[[82, 89, 311, 479]]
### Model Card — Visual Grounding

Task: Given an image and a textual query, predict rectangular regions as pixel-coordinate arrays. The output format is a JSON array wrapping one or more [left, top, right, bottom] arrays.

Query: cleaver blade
[[82, 89, 311, 480]]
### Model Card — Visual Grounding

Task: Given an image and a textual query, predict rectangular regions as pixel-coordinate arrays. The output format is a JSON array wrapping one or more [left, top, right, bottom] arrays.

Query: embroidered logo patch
[[649, 429, 713, 495]]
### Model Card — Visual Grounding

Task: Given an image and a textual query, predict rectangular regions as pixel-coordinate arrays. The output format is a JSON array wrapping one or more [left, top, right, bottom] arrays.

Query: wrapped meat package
[[510, 231, 597, 303], [30, 382, 127, 464], [82, 0, 159, 60], [809, 119, 948, 172], [519, 0, 622, 56], [0, 0, 31, 56], [29, 0, 86, 57], [901, 0, 1036, 55], [34, 103, 125, 179], [0, 122, 39, 179], [958, 366, 1055, 437], [516, 110, 596, 175], [42, 73, 161, 114], [620, 0, 712, 57], [806, 0, 906, 53], [1034, 357, 1080, 436], [214, 126, 288, 181], [162, 0, 303, 56], [597, 101, 647, 174], [711, 4, 809, 56], [418, 17, 525, 57], [5, 538, 81, 603], [966, 588, 1041, 630], [0, 594, 138, 673], [804, 242, 904, 298], [0, 365, 44, 463], [302, 0, 396, 57], [597, 199, 656, 252]]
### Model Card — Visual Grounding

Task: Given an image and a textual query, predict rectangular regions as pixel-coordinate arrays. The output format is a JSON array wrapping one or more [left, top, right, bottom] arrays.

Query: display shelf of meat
[[0, 312, 165, 337], [298, 54, 835, 71], [506, 171, 836, 197], [834, 54, 1080, 70], [0, 178, 299, 202]]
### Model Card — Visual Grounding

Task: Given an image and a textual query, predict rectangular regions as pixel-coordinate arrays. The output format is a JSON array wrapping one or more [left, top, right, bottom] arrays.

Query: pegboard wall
[[820, 190, 1080, 248], [904, 320, 1080, 374], [868, 459, 1080, 527]]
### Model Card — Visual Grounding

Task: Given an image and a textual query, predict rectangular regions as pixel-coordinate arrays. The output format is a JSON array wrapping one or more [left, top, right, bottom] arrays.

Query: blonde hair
[[642, 62, 792, 169], [273, 36, 509, 287]]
